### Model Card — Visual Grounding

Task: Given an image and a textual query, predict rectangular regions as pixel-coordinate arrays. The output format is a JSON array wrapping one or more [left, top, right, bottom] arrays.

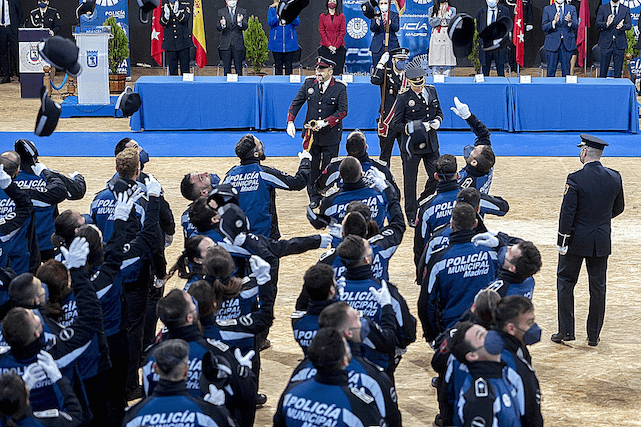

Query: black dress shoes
[[0, 77, 11, 84], [551, 332, 575, 343], [587, 338, 600, 347]]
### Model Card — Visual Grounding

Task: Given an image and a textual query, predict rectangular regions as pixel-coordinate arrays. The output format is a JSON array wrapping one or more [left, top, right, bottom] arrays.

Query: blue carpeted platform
[[3, 130, 639, 157], [60, 96, 118, 118]]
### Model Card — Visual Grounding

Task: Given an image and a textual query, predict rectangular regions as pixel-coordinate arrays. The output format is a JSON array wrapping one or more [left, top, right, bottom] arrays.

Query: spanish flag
[[192, 0, 207, 68]]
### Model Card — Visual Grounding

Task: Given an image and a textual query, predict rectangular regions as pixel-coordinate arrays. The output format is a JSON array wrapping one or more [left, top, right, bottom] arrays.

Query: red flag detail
[[512, 0, 524, 67], [577, 0, 590, 67], [392, 0, 405, 16], [151, 6, 164, 67]]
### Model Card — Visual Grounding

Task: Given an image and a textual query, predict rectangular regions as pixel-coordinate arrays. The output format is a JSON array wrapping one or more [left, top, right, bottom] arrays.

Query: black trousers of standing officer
[[308, 142, 339, 203], [401, 149, 439, 223], [557, 253, 608, 341], [0, 26, 18, 79], [167, 47, 190, 75], [219, 47, 245, 75], [378, 131, 401, 166]]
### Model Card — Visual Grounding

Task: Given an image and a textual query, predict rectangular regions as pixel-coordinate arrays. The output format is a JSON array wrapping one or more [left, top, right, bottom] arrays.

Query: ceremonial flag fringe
[[392, 0, 405, 15], [193, 0, 207, 68], [151, 6, 164, 66], [577, 0, 590, 67], [513, 0, 524, 67]]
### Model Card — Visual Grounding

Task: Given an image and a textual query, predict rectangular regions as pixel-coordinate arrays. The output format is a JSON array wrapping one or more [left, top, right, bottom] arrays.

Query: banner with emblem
[[78, 0, 130, 76], [396, 0, 430, 63], [344, 0, 373, 73]]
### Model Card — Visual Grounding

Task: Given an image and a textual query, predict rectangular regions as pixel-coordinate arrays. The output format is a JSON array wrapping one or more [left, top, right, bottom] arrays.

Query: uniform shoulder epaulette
[[318, 248, 336, 261], [216, 318, 238, 327], [304, 75, 316, 81], [371, 158, 388, 167], [34, 409, 72, 421], [418, 192, 437, 207], [30, 7, 39, 13], [425, 83, 436, 88], [329, 156, 345, 164], [206, 338, 230, 352], [474, 377, 489, 397], [334, 78, 347, 86], [290, 310, 306, 319], [350, 387, 375, 404]]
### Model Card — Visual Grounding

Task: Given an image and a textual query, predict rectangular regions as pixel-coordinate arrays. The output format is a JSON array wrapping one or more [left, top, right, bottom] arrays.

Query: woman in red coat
[[318, 0, 346, 74]]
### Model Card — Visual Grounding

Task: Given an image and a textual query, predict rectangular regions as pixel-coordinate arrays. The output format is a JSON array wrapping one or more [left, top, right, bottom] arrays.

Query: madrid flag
[[392, 0, 405, 15], [512, 0, 524, 67], [577, 0, 590, 66], [151, 6, 164, 66], [192, 0, 207, 68]]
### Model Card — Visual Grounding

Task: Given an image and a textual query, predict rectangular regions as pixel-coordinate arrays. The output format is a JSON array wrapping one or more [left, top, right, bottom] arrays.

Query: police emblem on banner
[[29, 46, 40, 63], [347, 17, 368, 39], [87, 50, 98, 68]]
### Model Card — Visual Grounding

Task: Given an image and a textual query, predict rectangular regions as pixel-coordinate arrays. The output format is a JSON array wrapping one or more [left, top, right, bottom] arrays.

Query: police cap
[[34, 86, 61, 137], [405, 65, 425, 80], [389, 47, 410, 59], [578, 134, 608, 150], [316, 56, 336, 69]]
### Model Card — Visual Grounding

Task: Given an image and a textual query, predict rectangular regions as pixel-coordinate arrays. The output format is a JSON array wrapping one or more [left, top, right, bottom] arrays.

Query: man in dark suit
[[287, 56, 348, 207], [369, 0, 399, 69], [26, 0, 61, 36], [553, 135, 624, 347], [391, 65, 442, 226], [160, 0, 193, 75], [542, 0, 577, 77], [476, 0, 511, 76], [0, 0, 23, 83], [596, 0, 631, 78], [216, 0, 247, 76]]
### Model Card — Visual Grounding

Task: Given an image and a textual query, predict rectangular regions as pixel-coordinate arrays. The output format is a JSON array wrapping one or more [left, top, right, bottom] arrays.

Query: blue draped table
[[129, 76, 261, 131], [508, 77, 639, 133]]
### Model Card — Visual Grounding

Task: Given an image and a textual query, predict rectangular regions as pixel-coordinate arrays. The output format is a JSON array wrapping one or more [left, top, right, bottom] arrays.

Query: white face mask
[[486, 0, 497, 8], [379, 3, 388, 12], [228, 0, 237, 7]]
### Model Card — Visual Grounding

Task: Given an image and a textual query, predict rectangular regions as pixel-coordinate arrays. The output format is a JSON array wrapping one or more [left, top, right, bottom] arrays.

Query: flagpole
[[378, 7, 392, 134]]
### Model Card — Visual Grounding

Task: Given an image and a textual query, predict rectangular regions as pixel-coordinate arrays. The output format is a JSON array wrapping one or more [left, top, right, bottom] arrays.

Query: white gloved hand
[[22, 363, 47, 391], [163, 3, 170, 19], [37, 350, 62, 383], [369, 281, 392, 307], [249, 255, 271, 285], [69, 171, 82, 179], [315, 119, 329, 130], [0, 165, 12, 190], [113, 187, 144, 222], [298, 151, 312, 162], [172, 0, 179, 13], [450, 96, 471, 120], [377, 51, 390, 68], [287, 121, 296, 138], [366, 168, 389, 192], [154, 277, 166, 288], [526, 24, 533, 31], [234, 348, 254, 378], [328, 223, 342, 239], [429, 119, 441, 130], [472, 231, 499, 248], [61, 237, 90, 269], [422, 121, 432, 132], [557, 245, 568, 255], [32, 162, 47, 176], [165, 234, 174, 247], [204, 384, 226, 406], [319, 235, 332, 248], [145, 174, 162, 197]]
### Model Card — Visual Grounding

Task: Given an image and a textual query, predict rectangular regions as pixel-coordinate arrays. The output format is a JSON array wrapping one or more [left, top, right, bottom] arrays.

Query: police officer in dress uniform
[[553, 134, 624, 347], [391, 65, 442, 226], [160, 0, 193, 75], [287, 56, 348, 208], [27, 0, 60, 36], [370, 47, 408, 166]]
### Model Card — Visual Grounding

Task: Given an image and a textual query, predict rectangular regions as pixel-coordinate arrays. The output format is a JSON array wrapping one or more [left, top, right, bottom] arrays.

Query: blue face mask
[[463, 144, 474, 159], [395, 60, 406, 70], [522, 323, 542, 346], [139, 149, 149, 165], [483, 330, 504, 355], [360, 317, 371, 340], [39, 2, 47, 7]]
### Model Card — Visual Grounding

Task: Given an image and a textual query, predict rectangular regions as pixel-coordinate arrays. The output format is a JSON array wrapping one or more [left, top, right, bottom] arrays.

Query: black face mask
[[139, 150, 150, 170]]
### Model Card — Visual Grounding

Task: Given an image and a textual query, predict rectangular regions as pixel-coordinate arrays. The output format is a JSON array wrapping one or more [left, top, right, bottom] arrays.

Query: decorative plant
[[104, 16, 129, 75], [468, 22, 481, 74], [243, 16, 269, 74], [625, 27, 639, 59]]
